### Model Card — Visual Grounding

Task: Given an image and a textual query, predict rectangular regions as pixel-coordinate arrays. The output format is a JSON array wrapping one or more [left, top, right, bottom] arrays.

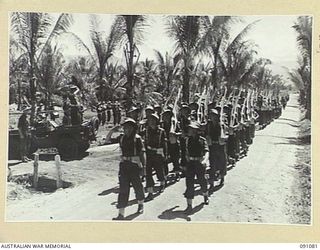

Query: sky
[[56, 13, 302, 81]]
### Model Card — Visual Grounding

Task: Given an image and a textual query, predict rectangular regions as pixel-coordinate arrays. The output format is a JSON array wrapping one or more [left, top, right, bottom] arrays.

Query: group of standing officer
[[113, 91, 289, 220]]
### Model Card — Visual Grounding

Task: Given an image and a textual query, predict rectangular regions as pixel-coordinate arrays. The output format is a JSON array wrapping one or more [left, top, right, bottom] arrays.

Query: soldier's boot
[[137, 204, 144, 214], [112, 214, 124, 220], [184, 199, 193, 214], [175, 172, 181, 182], [184, 205, 192, 214], [145, 188, 154, 202], [220, 176, 225, 186], [203, 195, 209, 205], [159, 181, 166, 193], [209, 182, 214, 191], [113, 208, 125, 220]]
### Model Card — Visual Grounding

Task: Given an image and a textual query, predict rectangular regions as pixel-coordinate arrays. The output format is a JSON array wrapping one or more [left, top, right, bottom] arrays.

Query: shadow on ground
[[158, 204, 204, 221]]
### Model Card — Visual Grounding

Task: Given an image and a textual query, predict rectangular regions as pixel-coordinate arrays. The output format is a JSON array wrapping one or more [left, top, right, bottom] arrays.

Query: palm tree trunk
[[18, 79, 21, 110], [183, 65, 190, 103], [305, 83, 311, 120]]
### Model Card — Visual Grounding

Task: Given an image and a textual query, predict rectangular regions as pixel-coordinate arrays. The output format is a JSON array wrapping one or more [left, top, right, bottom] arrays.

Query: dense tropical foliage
[[9, 13, 309, 117]]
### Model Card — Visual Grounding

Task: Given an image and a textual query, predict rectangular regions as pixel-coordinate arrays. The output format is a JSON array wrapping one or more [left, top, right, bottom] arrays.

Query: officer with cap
[[113, 118, 145, 220], [143, 113, 167, 201], [184, 121, 209, 214]]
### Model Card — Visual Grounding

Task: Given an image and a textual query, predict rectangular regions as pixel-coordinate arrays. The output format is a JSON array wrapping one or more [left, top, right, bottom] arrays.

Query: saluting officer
[[113, 118, 145, 220], [143, 113, 167, 201], [184, 121, 209, 214]]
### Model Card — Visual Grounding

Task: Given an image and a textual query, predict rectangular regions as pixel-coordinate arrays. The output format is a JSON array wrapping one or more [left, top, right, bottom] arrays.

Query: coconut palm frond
[[105, 18, 123, 59], [154, 49, 165, 66], [115, 15, 148, 46], [38, 13, 73, 58], [292, 16, 312, 62], [288, 69, 304, 90], [227, 19, 260, 52], [62, 32, 95, 62]]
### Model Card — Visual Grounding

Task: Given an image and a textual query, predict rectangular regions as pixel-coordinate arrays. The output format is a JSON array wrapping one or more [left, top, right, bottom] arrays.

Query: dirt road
[[6, 94, 310, 224]]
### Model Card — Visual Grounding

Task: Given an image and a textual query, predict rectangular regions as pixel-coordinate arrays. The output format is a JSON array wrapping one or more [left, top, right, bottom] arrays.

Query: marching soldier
[[179, 104, 191, 170], [161, 109, 181, 181], [206, 109, 228, 189], [143, 113, 167, 201], [154, 104, 162, 117], [106, 101, 112, 123], [184, 121, 209, 214], [127, 106, 140, 122], [138, 105, 154, 135], [113, 118, 145, 220]]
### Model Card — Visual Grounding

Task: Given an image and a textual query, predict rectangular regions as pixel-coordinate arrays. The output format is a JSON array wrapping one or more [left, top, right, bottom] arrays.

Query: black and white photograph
[[6, 13, 312, 224]]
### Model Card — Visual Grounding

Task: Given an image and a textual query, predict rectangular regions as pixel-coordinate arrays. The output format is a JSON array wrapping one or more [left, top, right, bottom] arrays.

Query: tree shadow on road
[[273, 135, 311, 145], [275, 121, 300, 128], [277, 117, 299, 123], [158, 204, 204, 221], [286, 105, 299, 108], [8, 161, 23, 167]]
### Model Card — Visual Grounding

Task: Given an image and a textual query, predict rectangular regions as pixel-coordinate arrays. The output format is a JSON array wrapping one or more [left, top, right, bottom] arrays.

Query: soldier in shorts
[[184, 121, 209, 214], [113, 118, 145, 220]]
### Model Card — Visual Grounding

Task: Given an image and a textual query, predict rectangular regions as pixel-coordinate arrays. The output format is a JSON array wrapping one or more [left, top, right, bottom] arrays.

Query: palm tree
[[154, 50, 181, 97], [37, 45, 65, 109], [216, 20, 260, 90], [88, 15, 122, 81], [167, 15, 208, 102], [199, 16, 236, 88], [292, 16, 312, 120], [114, 15, 148, 108], [10, 12, 73, 123]]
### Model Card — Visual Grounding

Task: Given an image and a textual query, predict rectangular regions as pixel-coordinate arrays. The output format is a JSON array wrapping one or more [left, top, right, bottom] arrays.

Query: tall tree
[[167, 15, 207, 102], [216, 20, 260, 90], [154, 50, 181, 97], [10, 12, 73, 123], [89, 15, 122, 81], [292, 16, 312, 120], [115, 15, 148, 108], [199, 16, 235, 88]]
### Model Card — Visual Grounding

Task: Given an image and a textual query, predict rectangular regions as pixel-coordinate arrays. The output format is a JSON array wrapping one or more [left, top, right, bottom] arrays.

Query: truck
[[8, 112, 99, 160]]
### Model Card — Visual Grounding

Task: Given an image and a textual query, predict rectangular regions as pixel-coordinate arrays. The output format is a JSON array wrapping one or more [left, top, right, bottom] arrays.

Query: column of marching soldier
[[112, 89, 289, 220]]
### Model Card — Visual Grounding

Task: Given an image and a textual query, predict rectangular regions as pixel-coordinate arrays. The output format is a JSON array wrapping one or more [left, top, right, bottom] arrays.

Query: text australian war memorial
[[6, 13, 311, 223]]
